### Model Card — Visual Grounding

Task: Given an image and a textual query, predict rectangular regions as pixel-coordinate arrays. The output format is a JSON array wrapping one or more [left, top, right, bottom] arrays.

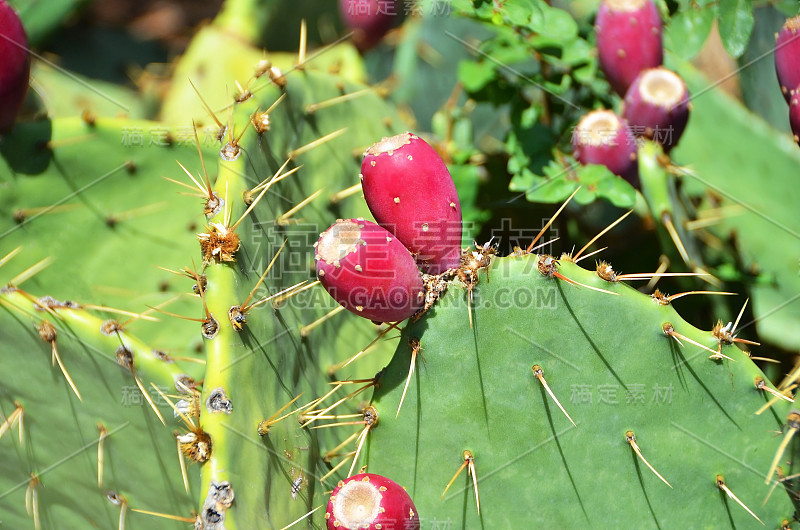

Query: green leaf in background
[[773, 0, 799, 17], [458, 60, 497, 92], [529, 5, 579, 47], [573, 163, 636, 207], [10, 0, 87, 46], [665, 6, 715, 60], [503, 0, 544, 27], [718, 0, 755, 58]]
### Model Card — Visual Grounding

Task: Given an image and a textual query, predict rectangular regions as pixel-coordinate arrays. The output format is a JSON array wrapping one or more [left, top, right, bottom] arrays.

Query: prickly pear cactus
[[2, 0, 800, 528]]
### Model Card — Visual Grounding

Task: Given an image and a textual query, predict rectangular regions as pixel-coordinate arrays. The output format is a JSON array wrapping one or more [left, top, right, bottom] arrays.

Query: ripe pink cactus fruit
[[622, 67, 690, 153], [361, 132, 462, 275], [790, 91, 800, 146], [315, 219, 424, 323], [325, 473, 420, 530], [338, 0, 396, 51], [595, 0, 663, 97], [775, 15, 800, 103], [572, 110, 639, 187], [0, 0, 29, 133]]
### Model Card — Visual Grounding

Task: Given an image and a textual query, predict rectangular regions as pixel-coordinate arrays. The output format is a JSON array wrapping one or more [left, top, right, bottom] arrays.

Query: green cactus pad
[[367, 254, 795, 527]]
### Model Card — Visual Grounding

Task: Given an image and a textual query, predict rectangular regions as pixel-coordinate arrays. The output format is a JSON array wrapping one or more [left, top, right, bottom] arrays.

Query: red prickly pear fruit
[[775, 15, 800, 103], [339, 0, 396, 51], [315, 219, 424, 323], [572, 110, 639, 187], [622, 67, 690, 153], [595, 0, 663, 97], [361, 132, 462, 275], [0, 0, 29, 133], [325, 473, 420, 530], [790, 91, 800, 146]]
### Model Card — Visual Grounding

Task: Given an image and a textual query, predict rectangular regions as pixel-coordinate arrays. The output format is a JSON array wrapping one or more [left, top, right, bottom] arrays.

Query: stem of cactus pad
[[195, 154, 255, 529]]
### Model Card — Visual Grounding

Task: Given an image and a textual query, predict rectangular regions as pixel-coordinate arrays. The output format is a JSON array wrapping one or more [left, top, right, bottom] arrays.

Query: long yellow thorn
[[319, 451, 357, 483], [306, 89, 374, 114], [323, 430, 361, 460], [329, 183, 363, 205], [129, 508, 195, 523], [329, 322, 400, 371], [246, 281, 308, 312], [645, 255, 670, 291], [553, 271, 619, 297], [756, 384, 797, 415], [150, 382, 195, 430], [279, 505, 323, 530], [272, 280, 320, 308], [239, 240, 288, 311], [133, 374, 165, 426], [97, 423, 108, 487], [396, 338, 420, 418], [176, 160, 208, 197], [300, 306, 346, 337], [9, 257, 53, 286], [258, 393, 304, 436], [468, 452, 481, 515], [297, 19, 307, 68], [82, 305, 160, 322], [250, 158, 293, 194], [188, 80, 224, 129], [717, 475, 764, 525], [662, 212, 690, 265], [177, 437, 189, 493], [288, 128, 347, 160], [0, 403, 23, 443], [755, 377, 793, 404], [573, 210, 632, 262], [301, 382, 375, 428], [664, 290, 735, 303], [617, 272, 709, 281], [346, 425, 371, 478], [441, 450, 480, 514], [532, 365, 575, 426], [766, 413, 800, 485], [527, 187, 580, 252], [25, 473, 40, 530], [276, 189, 323, 225], [0, 246, 21, 268], [626, 431, 671, 488]]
